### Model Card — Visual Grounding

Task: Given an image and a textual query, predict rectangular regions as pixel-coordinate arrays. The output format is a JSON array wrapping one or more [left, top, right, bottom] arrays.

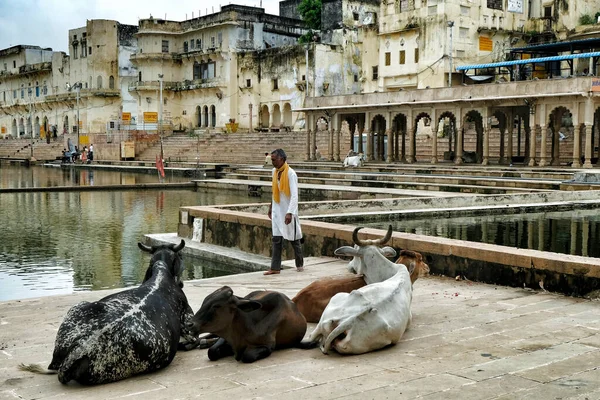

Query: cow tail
[[18, 363, 58, 375], [322, 318, 353, 354]]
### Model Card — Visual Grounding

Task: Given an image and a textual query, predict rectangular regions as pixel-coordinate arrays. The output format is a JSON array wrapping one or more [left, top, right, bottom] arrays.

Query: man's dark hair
[[265, 152, 269, 156], [271, 149, 287, 161]]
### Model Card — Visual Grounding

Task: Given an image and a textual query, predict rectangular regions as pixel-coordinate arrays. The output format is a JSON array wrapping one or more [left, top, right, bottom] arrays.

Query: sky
[[0, 0, 281, 53]]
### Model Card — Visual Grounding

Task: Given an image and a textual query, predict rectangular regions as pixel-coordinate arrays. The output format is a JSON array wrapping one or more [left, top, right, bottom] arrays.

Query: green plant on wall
[[579, 14, 595, 25], [298, 0, 322, 30]]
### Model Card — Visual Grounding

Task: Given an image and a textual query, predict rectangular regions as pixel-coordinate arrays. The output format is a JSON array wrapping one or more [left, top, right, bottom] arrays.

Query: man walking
[[264, 149, 304, 275]]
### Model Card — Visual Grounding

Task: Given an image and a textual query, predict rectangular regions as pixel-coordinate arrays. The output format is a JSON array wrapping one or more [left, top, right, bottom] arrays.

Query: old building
[[0, 20, 137, 147], [129, 5, 310, 132]]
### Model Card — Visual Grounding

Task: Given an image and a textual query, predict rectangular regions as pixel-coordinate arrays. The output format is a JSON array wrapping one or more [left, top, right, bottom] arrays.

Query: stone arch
[[413, 112, 432, 162], [548, 106, 573, 166], [315, 114, 329, 131], [283, 103, 292, 128], [97, 75, 103, 89], [203, 106, 209, 127], [109, 75, 115, 89], [19, 118, 25, 136], [210, 105, 216, 128], [370, 114, 387, 161], [491, 110, 508, 164], [260, 105, 270, 130], [592, 106, 600, 164], [462, 110, 484, 163], [12, 118, 17, 137], [392, 113, 408, 162], [437, 111, 458, 162], [196, 105, 202, 127], [42, 116, 48, 136], [272, 104, 282, 128], [342, 116, 360, 152]]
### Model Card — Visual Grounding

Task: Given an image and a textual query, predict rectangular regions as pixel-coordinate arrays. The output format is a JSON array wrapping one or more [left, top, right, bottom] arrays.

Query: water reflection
[[363, 208, 600, 258], [0, 166, 267, 301]]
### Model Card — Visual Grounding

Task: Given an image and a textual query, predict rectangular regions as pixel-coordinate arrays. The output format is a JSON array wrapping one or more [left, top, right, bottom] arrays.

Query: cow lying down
[[19, 240, 206, 385], [308, 264, 413, 355], [187, 286, 314, 363]]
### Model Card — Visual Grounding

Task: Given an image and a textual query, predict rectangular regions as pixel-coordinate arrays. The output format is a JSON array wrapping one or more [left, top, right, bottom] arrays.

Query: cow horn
[[352, 225, 393, 246], [173, 239, 185, 253], [138, 242, 153, 253]]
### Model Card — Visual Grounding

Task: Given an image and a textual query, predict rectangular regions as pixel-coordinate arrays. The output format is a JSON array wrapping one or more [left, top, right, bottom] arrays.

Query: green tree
[[298, 0, 322, 30]]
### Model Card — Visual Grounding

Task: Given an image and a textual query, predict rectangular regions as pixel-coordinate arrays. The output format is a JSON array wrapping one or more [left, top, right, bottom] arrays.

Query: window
[[43, 85, 48, 95], [414, 48, 419, 63], [385, 52, 391, 66], [89, 46, 92, 55], [13, 60, 16, 68], [197, 39, 202, 49], [164, 98, 167, 105], [302, 74, 306, 81], [272, 78, 278, 90], [544, 6, 552, 18], [21, 89, 24, 99], [459, 27, 469, 39], [109, 75, 115, 89], [82, 45, 86, 58], [460, 5, 470, 15], [184, 41, 188, 52], [487, 0, 502, 10], [36, 86, 39, 97], [372, 66, 378, 80], [73, 44, 78, 59], [190, 40, 195, 49], [353, 12, 359, 21], [138, 71, 142, 82], [399, 50, 406, 65], [217, 32, 222, 46], [211, 37, 215, 48], [13, 90, 16, 98], [97, 76, 103, 89], [162, 40, 169, 53], [246, 78, 252, 87], [354, 74, 358, 82], [193, 61, 217, 80]]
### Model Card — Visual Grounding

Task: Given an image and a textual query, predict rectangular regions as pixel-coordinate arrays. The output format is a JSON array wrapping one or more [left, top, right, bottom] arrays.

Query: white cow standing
[[342, 153, 366, 168], [307, 226, 414, 355]]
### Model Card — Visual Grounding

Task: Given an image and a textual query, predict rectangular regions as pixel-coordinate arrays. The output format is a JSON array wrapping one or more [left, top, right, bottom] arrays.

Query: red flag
[[156, 155, 165, 178]]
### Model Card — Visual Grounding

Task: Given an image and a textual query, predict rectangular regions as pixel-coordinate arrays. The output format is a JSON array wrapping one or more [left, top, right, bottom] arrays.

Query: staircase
[[0, 138, 65, 161]]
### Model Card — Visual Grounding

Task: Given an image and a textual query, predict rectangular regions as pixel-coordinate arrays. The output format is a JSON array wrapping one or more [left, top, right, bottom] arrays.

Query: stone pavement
[[1, 257, 599, 400]]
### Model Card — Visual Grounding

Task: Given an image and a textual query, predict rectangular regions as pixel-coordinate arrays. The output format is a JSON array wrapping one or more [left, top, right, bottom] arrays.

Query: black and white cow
[[19, 240, 206, 385]]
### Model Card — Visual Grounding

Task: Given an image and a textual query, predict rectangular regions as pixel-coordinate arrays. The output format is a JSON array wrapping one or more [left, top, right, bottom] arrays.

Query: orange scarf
[[272, 162, 290, 203]]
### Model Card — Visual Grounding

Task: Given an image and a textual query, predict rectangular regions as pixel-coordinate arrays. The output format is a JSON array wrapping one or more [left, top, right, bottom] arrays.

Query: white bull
[[342, 153, 365, 168], [306, 226, 414, 354], [308, 249, 413, 355]]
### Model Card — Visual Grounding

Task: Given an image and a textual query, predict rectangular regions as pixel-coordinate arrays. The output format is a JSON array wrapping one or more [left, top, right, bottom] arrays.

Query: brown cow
[[292, 275, 367, 323], [186, 286, 310, 363], [396, 249, 430, 284]]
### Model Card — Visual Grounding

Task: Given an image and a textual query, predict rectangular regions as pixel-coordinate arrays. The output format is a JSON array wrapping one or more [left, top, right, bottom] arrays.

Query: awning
[[456, 51, 600, 71]]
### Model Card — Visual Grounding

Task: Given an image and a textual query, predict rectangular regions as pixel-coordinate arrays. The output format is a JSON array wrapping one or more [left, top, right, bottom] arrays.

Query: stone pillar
[[335, 128, 341, 161], [407, 124, 416, 163], [400, 130, 407, 162], [366, 128, 373, 161], [572, 124, 582, 168], [329, 128, 334, 161], [538, 218, 545, 251], [538, 125, 549, 167], [507, 112, 513, 165], [268, 110, 273, 132], [482, 124, 490, 165], [583, 124, 593, 168], [386, 129, 393, 163], [306, 129, 311, 161], [528, 108, 537, 167], [455, 120, 463, 165], [527, 221, 534, 250], [249, 104, 253, 133], [312, 123, 318, 161], [356, 125, 363, 154], [499, 125, 506, 165]]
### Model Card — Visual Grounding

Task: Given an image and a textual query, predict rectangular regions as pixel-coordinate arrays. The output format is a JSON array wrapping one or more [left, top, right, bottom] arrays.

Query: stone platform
[[1, 258, 599, 399]]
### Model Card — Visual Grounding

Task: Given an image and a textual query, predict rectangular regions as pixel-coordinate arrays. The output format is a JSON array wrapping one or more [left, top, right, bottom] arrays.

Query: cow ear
[[237, 300, 262, 313], [380, 246, 397, 258], [335, 246, 358, 257]]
